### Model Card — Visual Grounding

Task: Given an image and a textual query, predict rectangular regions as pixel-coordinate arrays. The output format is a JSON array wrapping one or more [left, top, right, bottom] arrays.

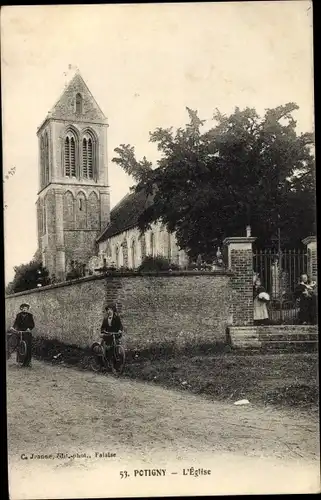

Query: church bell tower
[[36, 70, 110, 281]]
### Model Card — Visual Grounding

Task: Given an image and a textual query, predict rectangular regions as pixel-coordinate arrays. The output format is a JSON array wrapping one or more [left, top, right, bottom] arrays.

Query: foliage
[[6, 260, 50, 295], [113, 144, 152, 184], [138, 255, 179, 272], [112, 104, 315, 259]]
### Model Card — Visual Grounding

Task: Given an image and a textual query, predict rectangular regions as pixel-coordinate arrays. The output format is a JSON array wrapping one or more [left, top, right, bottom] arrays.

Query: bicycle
[[6, 327, 28, 366], [90, 331, 126, 376]]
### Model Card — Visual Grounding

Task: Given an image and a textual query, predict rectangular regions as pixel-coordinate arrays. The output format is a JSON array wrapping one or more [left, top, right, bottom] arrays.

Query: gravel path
[[7, 359, 320, 498]]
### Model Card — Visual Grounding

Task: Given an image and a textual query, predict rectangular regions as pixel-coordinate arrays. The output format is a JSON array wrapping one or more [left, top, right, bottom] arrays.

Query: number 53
[[120, 471, 129, 479]]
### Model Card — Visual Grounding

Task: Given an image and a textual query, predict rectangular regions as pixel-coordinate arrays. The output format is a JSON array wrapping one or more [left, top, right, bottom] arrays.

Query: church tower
[[36, 70, 110, 281]]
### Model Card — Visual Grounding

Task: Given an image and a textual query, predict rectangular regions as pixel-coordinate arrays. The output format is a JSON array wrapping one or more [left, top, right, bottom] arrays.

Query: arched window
[[64, 134, 76, 177], [63, 191, 74, 230], [37, 198, 43, 235], [43, 202, 47, 234], [115, 246, 120, 268], [75, 93, 83, 114], [40, 136, 45, 187], [167, 232, 172, 260], [82, 133, 95, 179], [140, 234, 146, 260], [159, 226, 166, 256], [75, 192, 87, 229], [150, 232, 155, 257], [106, 242, 112, 258], [88, 191, 100, 229], [119, 245, 124, 267], [44, 132, 49, 185], [131, 239, 136, 269]]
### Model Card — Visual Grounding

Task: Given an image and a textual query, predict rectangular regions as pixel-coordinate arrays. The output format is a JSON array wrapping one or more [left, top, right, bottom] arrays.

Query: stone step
[[228, 325, 318, 349], [259, 335, 318, 341]]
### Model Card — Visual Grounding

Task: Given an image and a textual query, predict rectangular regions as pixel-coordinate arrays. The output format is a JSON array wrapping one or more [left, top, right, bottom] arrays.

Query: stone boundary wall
[[5, 270, 233, 350]]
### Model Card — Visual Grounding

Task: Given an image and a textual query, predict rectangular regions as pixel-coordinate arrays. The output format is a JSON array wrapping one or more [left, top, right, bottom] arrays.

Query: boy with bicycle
[[11, 303, 35, 367], [100, 304, 123, 360]]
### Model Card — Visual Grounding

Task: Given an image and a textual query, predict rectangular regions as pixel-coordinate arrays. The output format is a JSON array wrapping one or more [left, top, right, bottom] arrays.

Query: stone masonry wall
[[5, 277, 107, 348], [5, 272, 232, 350]]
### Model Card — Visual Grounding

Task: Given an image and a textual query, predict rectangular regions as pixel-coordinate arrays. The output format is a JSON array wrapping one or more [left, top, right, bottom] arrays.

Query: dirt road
[[7, 359, 320, 498]]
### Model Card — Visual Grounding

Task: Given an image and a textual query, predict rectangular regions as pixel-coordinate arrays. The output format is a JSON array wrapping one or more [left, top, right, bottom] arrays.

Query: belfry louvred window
[[64, 135, 76, 177], [88, 139, 93, 178], [65, 137, 70, 176], [82, 136, 93, 179]]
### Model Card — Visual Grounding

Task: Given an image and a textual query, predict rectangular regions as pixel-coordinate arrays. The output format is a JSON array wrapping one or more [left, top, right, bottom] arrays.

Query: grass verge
[[31, 337, 319, 411]]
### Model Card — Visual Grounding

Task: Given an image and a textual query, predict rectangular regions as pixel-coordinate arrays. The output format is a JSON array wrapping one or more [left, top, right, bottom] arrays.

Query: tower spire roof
[[38, 69, 107, 132]]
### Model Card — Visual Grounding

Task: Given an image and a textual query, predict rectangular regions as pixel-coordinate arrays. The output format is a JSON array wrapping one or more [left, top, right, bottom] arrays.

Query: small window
[[76, 93, 83, 114], [79, 198, 83, 211]]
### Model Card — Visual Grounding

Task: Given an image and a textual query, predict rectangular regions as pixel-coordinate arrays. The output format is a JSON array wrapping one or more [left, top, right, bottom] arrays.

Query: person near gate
[[295, 274, 316, 324], [12, 303, 35, 367], [253, 277, 270, 325]]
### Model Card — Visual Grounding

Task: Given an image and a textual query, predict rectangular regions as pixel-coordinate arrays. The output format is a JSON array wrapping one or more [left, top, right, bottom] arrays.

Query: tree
[[112, 104, 315, 259], [6, 260, 50, 295]]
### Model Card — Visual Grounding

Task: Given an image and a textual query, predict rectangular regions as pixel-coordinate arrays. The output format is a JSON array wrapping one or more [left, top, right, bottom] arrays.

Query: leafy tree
[[112, 104, 315, 259], [112, 145, 152, 183], [6, 260, 50, 295]]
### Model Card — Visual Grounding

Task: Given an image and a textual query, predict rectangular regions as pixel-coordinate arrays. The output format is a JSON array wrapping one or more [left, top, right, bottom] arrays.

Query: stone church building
[[37, 71, 188, 281]]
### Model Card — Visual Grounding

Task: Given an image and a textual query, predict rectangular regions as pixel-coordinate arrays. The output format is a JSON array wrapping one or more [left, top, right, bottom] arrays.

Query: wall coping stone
[[229, 325, 318, 332], [5, 269, 233, 299], [223, 237, 257, 245], [302, 236, 316, 246]]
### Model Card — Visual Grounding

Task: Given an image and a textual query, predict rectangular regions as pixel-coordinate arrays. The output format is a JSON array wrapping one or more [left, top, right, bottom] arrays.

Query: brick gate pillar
[[223, 236, 256, 326], [302, 236, 317, 282]]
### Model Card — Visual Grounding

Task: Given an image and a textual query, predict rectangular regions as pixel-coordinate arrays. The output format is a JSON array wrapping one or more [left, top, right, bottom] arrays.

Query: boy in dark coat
[[100, 304, 123, 360], [13, 303, 35, 366]]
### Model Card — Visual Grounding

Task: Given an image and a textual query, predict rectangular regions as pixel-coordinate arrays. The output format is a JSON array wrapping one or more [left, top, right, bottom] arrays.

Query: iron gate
[[253, 249, 307, 324]]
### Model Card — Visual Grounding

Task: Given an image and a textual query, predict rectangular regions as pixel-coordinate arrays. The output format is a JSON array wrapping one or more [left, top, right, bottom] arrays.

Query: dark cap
[[20, 303, 30, 310], [105, 303, 117, 313]]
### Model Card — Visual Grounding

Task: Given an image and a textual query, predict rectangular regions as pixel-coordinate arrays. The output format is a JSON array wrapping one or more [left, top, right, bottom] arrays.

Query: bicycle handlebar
[[101, 331, 122, 335], [8, 328, 30, 334]]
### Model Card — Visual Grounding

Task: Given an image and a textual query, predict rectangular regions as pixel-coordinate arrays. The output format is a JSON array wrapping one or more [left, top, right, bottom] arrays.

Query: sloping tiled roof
[[97, 189, 150, 242]]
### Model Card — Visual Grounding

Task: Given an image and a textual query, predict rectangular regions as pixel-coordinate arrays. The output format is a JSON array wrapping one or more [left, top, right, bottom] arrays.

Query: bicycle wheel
[[17, 341, 27, 366], [111, 345, 126, 375], [6, 334, 17, 359], [90, 355, 103, 372]]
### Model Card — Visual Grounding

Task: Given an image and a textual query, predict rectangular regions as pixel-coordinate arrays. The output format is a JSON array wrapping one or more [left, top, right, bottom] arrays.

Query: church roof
[[38, 70, 107, 131], [97, 189, 152, 242]]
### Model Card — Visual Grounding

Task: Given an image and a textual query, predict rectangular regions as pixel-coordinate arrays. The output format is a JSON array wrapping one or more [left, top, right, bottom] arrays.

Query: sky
[[1, 1, 314, 284]]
